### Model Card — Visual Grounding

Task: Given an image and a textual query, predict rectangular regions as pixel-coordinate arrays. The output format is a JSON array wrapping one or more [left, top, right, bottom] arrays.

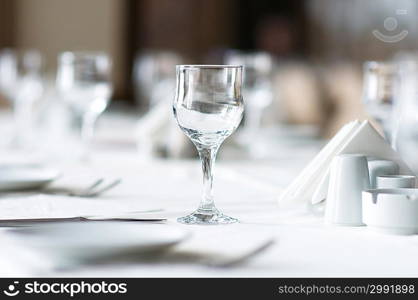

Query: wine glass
[[0, 49, 18, 101], [0, 49, 44, 148], [393, 57, 418, 174], [133, 50, 182, 110], [56, 51, 112, 159], [173, 65, 244, 224], [225, 51, 273, 154], [362, 61, 396, 143], [133, 51, 184, 158]]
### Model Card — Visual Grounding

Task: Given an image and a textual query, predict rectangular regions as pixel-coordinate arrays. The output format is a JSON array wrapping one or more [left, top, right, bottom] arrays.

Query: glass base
[[177, 209, 238, 225]]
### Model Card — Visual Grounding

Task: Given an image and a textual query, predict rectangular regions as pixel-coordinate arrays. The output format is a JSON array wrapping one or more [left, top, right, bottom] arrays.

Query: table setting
[[1, 45, 418, 280]]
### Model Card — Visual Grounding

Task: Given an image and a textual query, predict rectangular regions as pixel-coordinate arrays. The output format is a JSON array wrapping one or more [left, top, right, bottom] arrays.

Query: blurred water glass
[[393, 56, 418, 174], [133, 50, 182, 111], [0, 48, 44, 149], [0, 49, 18, 100], [362, 61, 396, 142], [56, 51, 112, 160], [35, 78, 76, 160], [225, 51, 274, 156]]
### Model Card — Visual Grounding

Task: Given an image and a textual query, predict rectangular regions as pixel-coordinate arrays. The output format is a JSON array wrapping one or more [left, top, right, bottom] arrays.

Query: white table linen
[[0, 111, 417, 277]]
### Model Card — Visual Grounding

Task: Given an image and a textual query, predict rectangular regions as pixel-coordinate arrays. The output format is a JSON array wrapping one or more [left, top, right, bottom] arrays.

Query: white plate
[[0, 166, 60, 191], [9, 222, 189, 261]]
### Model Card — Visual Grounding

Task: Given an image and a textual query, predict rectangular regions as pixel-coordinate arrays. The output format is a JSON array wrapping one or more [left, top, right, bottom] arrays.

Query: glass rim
[[176, 64, 243, 69]]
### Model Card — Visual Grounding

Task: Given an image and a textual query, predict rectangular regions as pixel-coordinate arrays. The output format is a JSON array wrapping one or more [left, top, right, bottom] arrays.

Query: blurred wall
[[133, 0, 236, 61], [307, 0, 418, 61], [0, 0, 15, 48], [12, 0, 128, 98]]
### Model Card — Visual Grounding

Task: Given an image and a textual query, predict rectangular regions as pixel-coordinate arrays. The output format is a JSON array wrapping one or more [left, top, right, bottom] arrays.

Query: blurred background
[[0, 0, 417, 165]]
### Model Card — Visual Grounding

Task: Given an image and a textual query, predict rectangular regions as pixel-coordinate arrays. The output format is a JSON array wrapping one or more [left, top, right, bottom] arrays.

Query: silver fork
[[78, 178, 122, 197]]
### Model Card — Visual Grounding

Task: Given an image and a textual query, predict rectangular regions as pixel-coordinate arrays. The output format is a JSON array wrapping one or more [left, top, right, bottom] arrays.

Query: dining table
[[1, 109, 418, 278]]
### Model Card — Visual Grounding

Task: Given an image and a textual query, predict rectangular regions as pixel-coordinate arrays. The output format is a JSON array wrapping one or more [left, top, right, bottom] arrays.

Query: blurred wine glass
[[133, 50, 182, 111], [0, 48, 44, 148], [56, 51, 112, 160], [0, 49, 17, 100], [133, 50, 185, 158], [393, 57, 418, 174], [173, 65, 244, 224], [225, 51, 273, 156], [362, 61, 396, 143]]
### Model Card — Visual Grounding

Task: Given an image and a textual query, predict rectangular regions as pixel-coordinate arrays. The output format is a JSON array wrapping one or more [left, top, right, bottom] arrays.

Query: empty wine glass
[[173, 65, 244, 224], [0, 49, 18, 101], [56, 51, 112, 159], [362, 61, 396, 142], [0, 49, 44, 148]]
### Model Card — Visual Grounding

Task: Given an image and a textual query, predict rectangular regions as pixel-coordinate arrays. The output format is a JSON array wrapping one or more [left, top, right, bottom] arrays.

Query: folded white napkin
[[278, 120, 414, 206], [135, 101, 192, 158]]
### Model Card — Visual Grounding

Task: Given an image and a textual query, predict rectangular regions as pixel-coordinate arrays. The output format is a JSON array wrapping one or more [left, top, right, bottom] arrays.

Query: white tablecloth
[[1, 111, 418, 277]]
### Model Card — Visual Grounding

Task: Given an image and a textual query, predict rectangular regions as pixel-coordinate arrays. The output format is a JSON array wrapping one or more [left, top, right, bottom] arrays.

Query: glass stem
[[13, 98, 32, 148], [246, 107, 263, 138], [197, 145, 220, 213], [81, 113, 97, 160]]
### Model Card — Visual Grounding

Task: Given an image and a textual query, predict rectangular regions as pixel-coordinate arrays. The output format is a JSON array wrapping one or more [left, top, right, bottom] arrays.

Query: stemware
[[56, 51, 112, 159], [0, 49, 17, 101], [394, 57, 418, 174], [173, 65, 244, 224], [362, 61, 396, 143], [133, 51, 184, 158], [225, 51, 273, 153], [0, 49, 44, 148], [133, 50, 182, 111]]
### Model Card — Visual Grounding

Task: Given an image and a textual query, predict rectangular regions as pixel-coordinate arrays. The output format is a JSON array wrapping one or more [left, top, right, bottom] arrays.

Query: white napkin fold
[[278, 120, 414, 206], [135, 101, 192, 158]]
